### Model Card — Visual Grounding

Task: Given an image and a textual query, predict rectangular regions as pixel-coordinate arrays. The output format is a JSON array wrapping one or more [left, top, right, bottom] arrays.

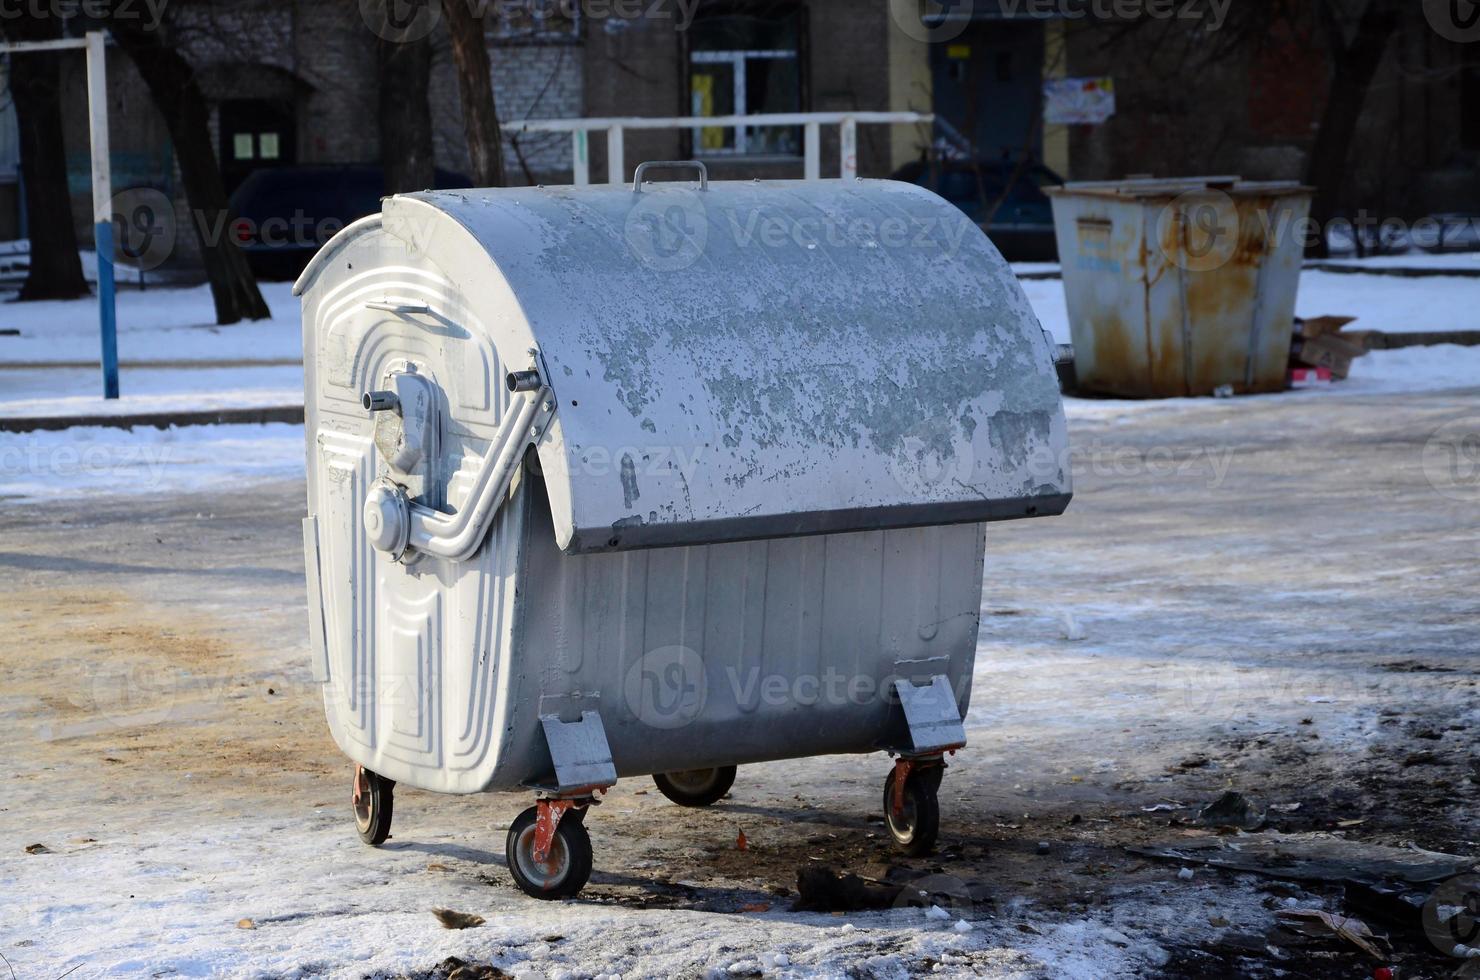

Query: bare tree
[[376, 7, 436, 193], [443, 0, 506, 187], [104, 7, 270, 323], [1082, 0, 1409, 255], [1, 13, 88, 300], [1303, 0, 1403, 257]]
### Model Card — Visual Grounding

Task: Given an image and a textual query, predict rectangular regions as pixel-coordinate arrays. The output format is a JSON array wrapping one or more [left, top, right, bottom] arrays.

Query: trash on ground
[[1276, 908, 1386, 959], [1291, 315, 1367, 381], [1130, 832, 1475, 887], [432, 908, 487, 930], [434, 958, 512, 980], [794, 867, 903, 912], [23, 843, 50, 854], [1197, 791, 1266, 831]]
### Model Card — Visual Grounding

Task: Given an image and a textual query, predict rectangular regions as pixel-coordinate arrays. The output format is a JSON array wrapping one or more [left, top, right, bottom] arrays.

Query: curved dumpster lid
[[300, 179, 1071, 554]]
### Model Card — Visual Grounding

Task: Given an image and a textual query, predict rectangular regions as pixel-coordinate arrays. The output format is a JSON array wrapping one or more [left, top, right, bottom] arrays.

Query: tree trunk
[[109, 21, 270, 323], [443, 0, 506, 187], [2, 18, 88, 300], [378, 31, 436, 193], [1303, 0, 1402, 257]]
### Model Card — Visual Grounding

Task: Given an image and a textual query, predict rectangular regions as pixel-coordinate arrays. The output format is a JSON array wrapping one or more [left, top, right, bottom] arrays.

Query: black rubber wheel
[[353, 765, 395, 846], [506, 805, 594, 900], [652, 766, 737, 807], [882, 766, 941, 857]]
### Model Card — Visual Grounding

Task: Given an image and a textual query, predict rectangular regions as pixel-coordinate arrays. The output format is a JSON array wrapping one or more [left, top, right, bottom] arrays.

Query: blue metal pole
[[85, 32, 118, 399], [96, 218, 118, 399]]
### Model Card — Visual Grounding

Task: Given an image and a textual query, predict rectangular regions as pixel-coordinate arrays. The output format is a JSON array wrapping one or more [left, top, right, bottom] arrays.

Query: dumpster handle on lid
[[632, 160, 708, 192], [406, 375, 547, 562], [364, 370, 550, 564]]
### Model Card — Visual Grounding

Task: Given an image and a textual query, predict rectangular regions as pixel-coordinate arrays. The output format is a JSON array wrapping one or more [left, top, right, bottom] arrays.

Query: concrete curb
[[0, 405, 304, 433], [0, 358, 303, 371], [1304, 262, 1480, 279]]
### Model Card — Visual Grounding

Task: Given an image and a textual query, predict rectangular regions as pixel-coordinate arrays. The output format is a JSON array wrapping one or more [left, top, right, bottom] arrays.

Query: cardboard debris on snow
[[1276, 908, 1386, 959], [1130, 832, 1476, 886], [1292, 315, 1368, 380]]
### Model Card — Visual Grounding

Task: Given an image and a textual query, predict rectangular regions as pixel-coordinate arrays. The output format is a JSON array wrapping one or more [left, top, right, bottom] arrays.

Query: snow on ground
[[0, 279, 301, 364], [7, 821, 1181, 979], [0, 365, 302, 419], [1312, 250, 1480, 272], [0, 423, 304, 501], [5, 386, 1472, 978]]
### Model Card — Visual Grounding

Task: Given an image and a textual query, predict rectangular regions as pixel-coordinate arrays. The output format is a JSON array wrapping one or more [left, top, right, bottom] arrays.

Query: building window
[[487, 0, 579, 42], [689, 4, 804, 157], [218, 98, 296, 194]]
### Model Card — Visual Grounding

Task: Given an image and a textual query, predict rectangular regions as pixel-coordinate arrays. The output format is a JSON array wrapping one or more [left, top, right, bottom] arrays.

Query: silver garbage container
[[296, 165, 1071, 898]]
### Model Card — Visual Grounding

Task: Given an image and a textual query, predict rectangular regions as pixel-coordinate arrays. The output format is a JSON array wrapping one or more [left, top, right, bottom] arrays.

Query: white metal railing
[[506, 111, 934, 186]]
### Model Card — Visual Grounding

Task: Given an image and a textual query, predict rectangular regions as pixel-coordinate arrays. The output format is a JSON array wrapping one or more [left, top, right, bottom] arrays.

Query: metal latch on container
[[364, 368, 436, 474], [361, 359, 550, 564]]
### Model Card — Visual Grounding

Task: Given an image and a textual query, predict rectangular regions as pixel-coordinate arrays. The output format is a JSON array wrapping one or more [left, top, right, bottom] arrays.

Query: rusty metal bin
[[1047, 177, 1312, 397]]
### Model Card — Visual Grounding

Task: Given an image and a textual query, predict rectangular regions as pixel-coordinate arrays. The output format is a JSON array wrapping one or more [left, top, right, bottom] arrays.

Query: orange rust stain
[[1081, 313, 1149, 398]]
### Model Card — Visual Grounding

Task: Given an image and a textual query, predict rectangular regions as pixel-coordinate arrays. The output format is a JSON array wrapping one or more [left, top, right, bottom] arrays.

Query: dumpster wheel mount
[[352, 765, 395, 847], [506, 794, 597, 899], [884, 755, 947, 857], [652, 765, 737, 807]]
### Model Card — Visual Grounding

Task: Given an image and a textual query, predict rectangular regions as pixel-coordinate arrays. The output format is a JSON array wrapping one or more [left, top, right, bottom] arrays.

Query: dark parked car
[[228, 164, 469, 280], [891, 158, 1063, 262]]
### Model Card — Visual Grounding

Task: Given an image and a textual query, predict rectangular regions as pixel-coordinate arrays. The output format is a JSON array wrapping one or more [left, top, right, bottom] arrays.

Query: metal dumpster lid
[[299, 179, 1071, 554]]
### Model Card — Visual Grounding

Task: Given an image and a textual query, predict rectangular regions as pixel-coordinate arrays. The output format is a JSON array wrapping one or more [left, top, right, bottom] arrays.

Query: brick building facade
[[30, 1, 1480, 276]]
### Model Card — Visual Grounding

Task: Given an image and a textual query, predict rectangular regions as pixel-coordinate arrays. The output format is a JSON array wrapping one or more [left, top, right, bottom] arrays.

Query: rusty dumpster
[[1047, 177, 1312, 398]]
